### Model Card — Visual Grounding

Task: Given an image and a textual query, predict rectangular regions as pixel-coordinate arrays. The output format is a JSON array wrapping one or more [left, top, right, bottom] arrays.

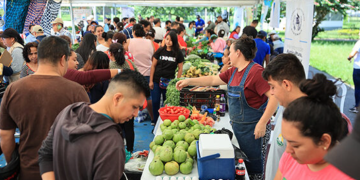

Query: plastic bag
[[233, 144, 249, 163], [214, 128, 233, 140]]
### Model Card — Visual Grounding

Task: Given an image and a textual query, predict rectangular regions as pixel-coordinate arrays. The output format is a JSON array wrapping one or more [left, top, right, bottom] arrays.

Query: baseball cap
[[269, 30, 277, 36], [31, 25, 43, 33], [257, 30, 267, 38], [51, 17, 64, 24], [0, 28, 19, 38], [180, 17, 184, 22], [325, 114, 360, 180], [273, 34, 280, 40], [87, 15, 94, 21]]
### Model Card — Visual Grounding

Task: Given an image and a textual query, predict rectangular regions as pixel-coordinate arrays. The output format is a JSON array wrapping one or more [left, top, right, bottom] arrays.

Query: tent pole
[[69, 0, 76, 44], [111, 7, 114, 22], [103, 6, 105, 25], [93, 6, 97, 22], [205, 8, 207, 25], [58, 7, 62, 18]]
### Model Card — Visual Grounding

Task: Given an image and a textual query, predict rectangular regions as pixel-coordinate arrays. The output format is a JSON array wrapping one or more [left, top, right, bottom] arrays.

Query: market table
[[141, 113, 250, 180]]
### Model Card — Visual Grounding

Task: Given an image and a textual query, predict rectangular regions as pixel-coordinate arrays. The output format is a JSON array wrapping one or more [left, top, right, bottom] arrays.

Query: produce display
[[148, 114, 216, 176], [182, 55, 220, 78], [164, 78, 185, 106], [159, 106, 191, 122]]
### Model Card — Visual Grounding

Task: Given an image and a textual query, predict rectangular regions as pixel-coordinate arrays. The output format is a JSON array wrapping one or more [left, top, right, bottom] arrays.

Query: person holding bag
[[0, 28, 25, 83], [150, 31, 184, 126]]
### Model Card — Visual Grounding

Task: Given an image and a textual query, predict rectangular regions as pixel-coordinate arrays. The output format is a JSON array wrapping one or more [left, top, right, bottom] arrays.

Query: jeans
[[120, 118, 134, 152], [354, 68, 360, 107], [144, 76, 152, 100], [151, 82, 167, 124]]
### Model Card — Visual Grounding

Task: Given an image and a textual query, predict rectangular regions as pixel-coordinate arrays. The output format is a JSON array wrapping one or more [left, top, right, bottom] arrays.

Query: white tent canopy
[[62, 0, 262, 7]]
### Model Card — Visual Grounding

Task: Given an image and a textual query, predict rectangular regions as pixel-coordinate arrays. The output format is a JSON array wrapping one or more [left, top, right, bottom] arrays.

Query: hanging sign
[[283, 0, 314, 77]]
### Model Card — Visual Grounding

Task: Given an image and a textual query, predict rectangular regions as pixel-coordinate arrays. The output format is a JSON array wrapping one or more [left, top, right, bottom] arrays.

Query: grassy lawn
[[310, 41, 355, 86]]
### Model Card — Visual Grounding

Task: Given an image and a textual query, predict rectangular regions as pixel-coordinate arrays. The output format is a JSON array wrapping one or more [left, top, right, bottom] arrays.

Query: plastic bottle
[[220, 94, 226, 117], [215, 95, 220, 115], [235, 159, 245, 180]]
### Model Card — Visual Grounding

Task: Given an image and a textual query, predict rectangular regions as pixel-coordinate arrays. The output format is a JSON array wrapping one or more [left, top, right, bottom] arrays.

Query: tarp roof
[[62, 0, 262, 7]]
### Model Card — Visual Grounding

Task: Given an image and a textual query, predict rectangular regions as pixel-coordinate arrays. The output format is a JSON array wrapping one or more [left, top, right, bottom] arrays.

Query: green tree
[[132, 6, 226, 23], [312, 0, 360, 40]]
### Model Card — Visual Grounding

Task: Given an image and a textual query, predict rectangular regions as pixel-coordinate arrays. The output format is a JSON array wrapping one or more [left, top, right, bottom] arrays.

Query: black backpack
[[0, 143, 20, 180]]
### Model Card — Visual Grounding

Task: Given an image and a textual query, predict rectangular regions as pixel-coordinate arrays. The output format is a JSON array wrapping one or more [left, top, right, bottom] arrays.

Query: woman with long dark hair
[[0, 28, 25, 83], [150, 31, 184, 126], [113, 32, 134, 62], [109, 43, 138, 71], [75, 33, 97, 64], [83, 51, 110, 103]]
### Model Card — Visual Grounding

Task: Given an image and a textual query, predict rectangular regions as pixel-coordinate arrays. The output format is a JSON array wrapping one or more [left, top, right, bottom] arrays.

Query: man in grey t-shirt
[[262, 54, 306, 180]]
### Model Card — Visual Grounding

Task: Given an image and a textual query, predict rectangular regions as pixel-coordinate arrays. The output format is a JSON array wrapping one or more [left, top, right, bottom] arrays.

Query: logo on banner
[[290, 8, 305, 36]]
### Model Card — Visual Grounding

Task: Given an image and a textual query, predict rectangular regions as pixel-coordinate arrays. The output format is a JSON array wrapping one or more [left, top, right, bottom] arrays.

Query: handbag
[[159, 77, 171, 89]]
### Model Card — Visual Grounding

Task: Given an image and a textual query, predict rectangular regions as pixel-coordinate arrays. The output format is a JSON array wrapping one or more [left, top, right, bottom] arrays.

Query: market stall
[[142, 112, 250, 180]]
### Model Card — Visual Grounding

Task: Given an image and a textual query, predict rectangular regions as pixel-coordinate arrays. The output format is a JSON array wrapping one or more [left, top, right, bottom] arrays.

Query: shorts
[[144, 76, 152, 100]]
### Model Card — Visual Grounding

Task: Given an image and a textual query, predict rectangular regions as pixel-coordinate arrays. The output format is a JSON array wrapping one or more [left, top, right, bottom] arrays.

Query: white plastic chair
[[331, 79, 347, 113]]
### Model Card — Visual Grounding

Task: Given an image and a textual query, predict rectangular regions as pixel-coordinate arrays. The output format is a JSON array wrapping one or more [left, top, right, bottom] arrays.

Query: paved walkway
[[309, 66, 357, 125]]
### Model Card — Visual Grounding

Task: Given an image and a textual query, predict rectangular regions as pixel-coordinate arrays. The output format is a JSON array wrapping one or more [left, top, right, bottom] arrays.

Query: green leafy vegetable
[[164, 78, 185, 106]]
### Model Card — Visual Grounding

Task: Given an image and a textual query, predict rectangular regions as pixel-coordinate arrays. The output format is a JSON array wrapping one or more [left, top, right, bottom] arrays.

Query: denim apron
[[227, 61, 268, 175]]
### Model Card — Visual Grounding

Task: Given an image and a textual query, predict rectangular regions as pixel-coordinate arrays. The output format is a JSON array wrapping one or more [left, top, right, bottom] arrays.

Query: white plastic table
[[141, 113, 250, 180]]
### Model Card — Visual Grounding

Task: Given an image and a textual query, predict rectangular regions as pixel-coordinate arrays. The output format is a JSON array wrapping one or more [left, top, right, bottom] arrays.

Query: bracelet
[[118, 69, 121, 74]]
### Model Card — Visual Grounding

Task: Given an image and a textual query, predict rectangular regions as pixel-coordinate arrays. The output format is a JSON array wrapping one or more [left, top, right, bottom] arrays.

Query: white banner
[[284, 0, 314, 77], [269, 0, 280, 28], [233, 7, 244, 29], [121, 7, 135, 18], [73, 9, 92, 23]]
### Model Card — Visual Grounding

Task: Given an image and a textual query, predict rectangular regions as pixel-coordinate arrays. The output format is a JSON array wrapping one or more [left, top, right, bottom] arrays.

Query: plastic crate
[[180, 87, 226, 109]]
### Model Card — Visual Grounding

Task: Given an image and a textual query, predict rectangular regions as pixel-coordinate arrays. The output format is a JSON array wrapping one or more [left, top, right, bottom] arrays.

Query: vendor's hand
[[176, 79, 190, 91], [149, 81, 154, 90], [254, 122, 267, 139]]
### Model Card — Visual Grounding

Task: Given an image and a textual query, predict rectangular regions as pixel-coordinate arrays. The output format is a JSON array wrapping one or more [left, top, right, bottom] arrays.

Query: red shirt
[[125, 23, 133, 29], [64, 69, 111, 85], [219, 62, 269, 109], [229, 31, 238, 39], [153, 41, 160, 52], [178, 35, 187, 48]]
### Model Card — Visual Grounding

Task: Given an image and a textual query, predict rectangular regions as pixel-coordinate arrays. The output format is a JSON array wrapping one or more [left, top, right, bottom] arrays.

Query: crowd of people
[[0, 12, 357, 180]]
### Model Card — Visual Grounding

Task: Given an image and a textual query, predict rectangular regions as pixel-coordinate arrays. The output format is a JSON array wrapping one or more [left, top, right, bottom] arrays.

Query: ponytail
[[109, 43, 125, 66]]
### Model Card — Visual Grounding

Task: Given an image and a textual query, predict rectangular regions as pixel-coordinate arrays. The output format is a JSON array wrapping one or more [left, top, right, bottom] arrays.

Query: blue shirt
[[25, 34, 36, 44], [120, 27, 134, 39], [253, 38, 270, 66], [104, 24, 110, 32], [195, 18, 205, 33]]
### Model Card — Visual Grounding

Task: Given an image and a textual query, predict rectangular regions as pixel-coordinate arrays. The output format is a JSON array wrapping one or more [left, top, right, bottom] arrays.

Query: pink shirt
[[210, 38, 226, 53], [128, 38, 154, 76], [279, 152, 354, 180]]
